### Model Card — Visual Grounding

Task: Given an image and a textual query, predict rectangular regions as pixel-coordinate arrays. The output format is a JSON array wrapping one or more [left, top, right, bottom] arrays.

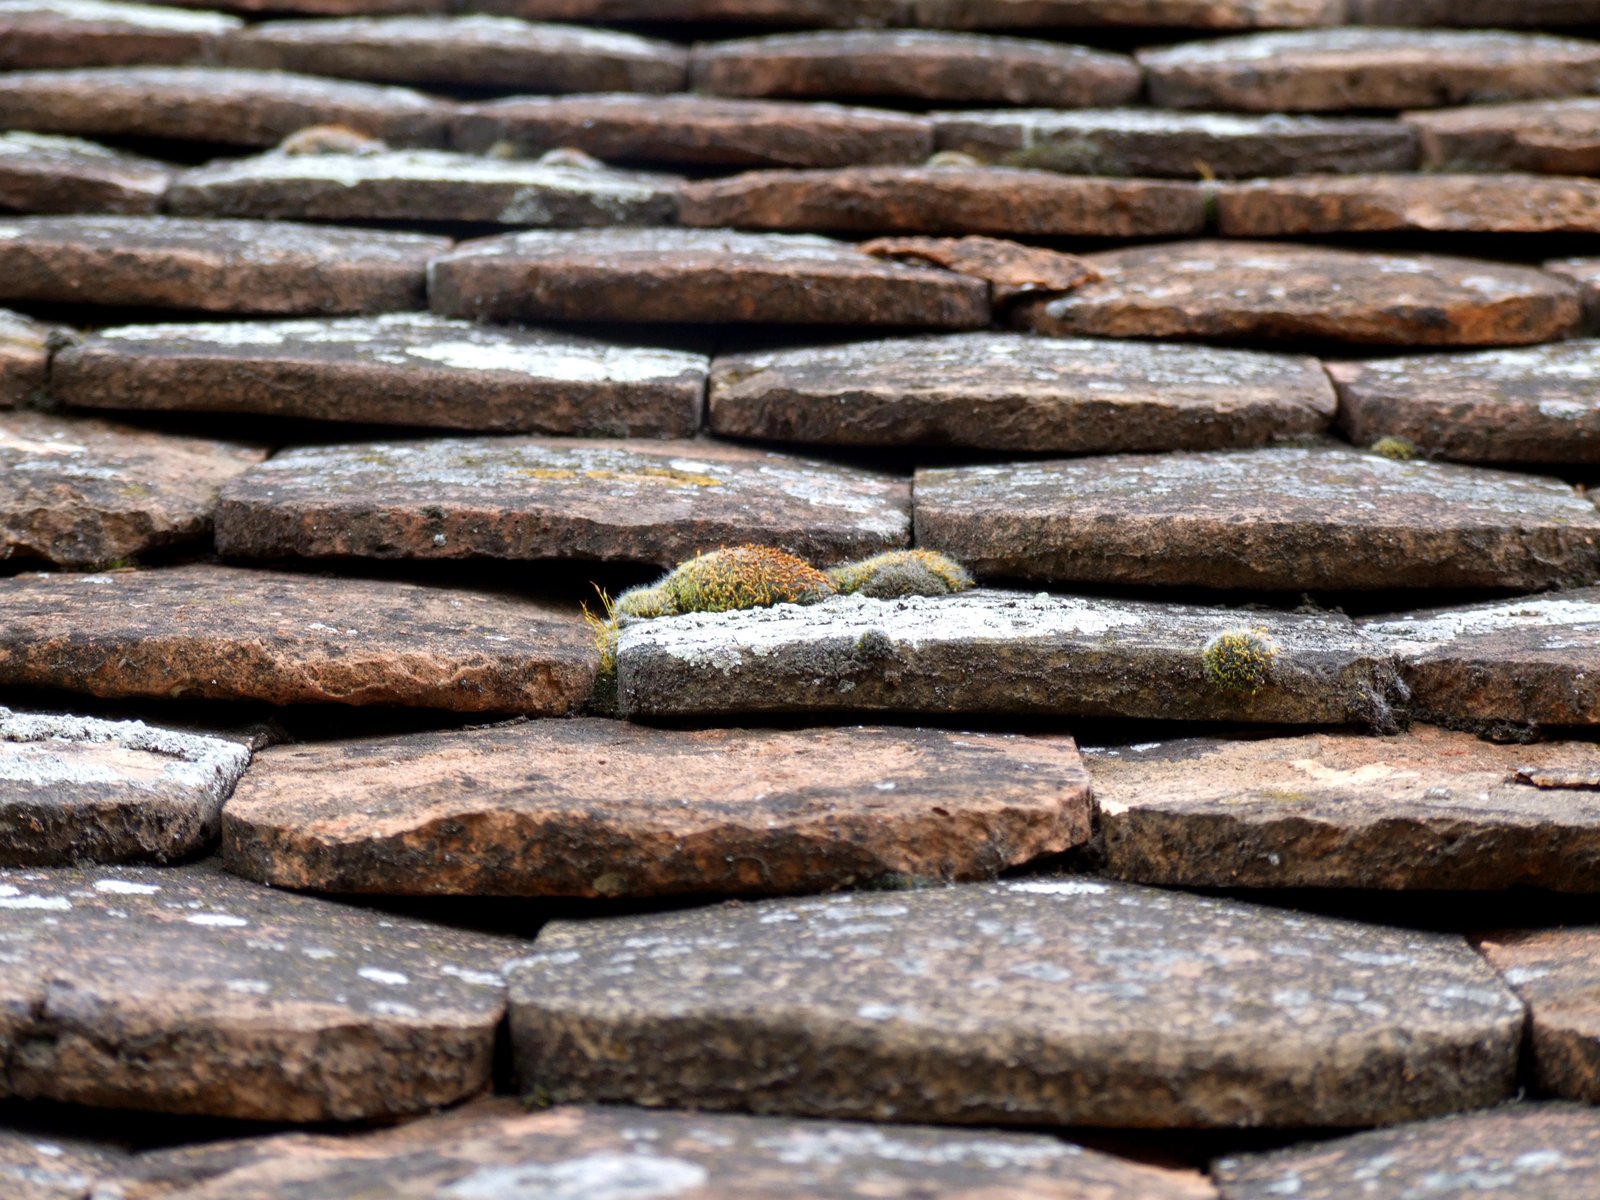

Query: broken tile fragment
[[52, 314, 706, 437], [0, 565, 595, 713], [510, 879, 1521, 1128], [0, 0, 239, 70], [858, 235, 1097, 301], [1409, 98, 1600, 175], [0, 1126, 126, 1200], [0, 132, 169, 215], [428, 228, 989, 328], [709, 333, 1335, 452], [215, 437, 909, 567], [1480, 930, 1600, 1103], [915, 446, 1600, 592], [0, 308, 58, 408]]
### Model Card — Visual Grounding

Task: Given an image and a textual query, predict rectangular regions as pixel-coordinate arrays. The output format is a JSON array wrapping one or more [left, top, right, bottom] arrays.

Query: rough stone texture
[[1013, 241, 1581, 347], [1091, 727, 1600, 891], [0, 132, 169, 216], [618, 589, 1402, 726], [0, 66, 452, 149], [0, 216, 448, 314], [428, 229, 989, 328], [1328, 342, 1600, 464], [915, 446, 1600, 592], [690, 31, 1141, 107], [223, 15, 687, 92], [510, 878, 1522, 1129], [453, 95, 932, 168], [0, 308, 57, 409], [0, 706, 251, 867], [155, 0, 446, 13], [857, 235, 1099, 303], [1141, 29, 1600, 113], [709, 333, 1335, 452], [215, 437, 909, 567], [1357, 0, 1600, 23], [1480, 931, 1600, 1103], [679, 167, 1204, 238], [53, 314, 707, 437], [0, 564, 595, 713], [489, 0, 1344, 27], [0, 1128, 127, 1200], [1362, 590, 1600, 730], [0, 0, 239, 70], [1544, 257, 1600, 329], [0, 864, 518, 1120], [1409, 98, 1600, 175]]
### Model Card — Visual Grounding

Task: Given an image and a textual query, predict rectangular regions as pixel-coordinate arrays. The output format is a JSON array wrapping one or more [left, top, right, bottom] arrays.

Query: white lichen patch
[[2, 213, 444, 258], [49, 64, 445, 109], [1140, 26, 1600, 67], [245, 12, 674, 57], [1363, 595, 1600, 652], [185, 912, 248, 927], [442, 227, 889, 270], [181, 150, 671, 198], [444, 1153, 708, 1200], [0, 707, 250, 797], [0, 0, 239, 32], [751, 1123, 1076, 1170]]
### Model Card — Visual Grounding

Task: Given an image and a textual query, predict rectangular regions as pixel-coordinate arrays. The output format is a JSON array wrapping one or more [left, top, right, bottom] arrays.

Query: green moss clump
[[613, 582, 678, 620], [615, 545, 835, 624], [1369, 436, 1418, 462], [827, 549, 975, 599], [582, 588, 621, 714], [1201, 629, 1279, 694]]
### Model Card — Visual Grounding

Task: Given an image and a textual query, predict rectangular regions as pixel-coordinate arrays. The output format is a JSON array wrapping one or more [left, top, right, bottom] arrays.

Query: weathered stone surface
[[1362, 590, 1600, 729], [0, 0, 236, 70], [0, 132, 169, 215], [0, 565, 595, 712], [1409, 98, 1600, 175], [0, 864, 518, 1120], [1480, 930, 1600, 1103], [0, 216, 448, 314], [166, 150, 678, 226], [0, 1128, 126, 1200], [1013, 241, 1581, 347], [618, 589, 1402, 725], [454, 94, 932, 168], [1328, 342, 1600, 464], [860, 235, 1098, 302], [158, 0, 446, 13], [429, 229, 989, 328], [491, 0, 1343, 27], [1356, 0, 1600, 25], [915, 446, 1600, 592], [1141, 30, 1600, 113], [0, 706, 250, 866], [475, 0, 910, 22], [679, 167, 1204, 238], [710, 333, 1334, 452], [510, 878, 1522, 1128], [1544, 257, 1600, 329], [935, 109, 1418, 179], [215, 437, 909, 567], [0, 66, 452, 148], [690, 31, 1140, 107], [0, 308, 57, 408], [53, 314, 706, 437], [1091, 727, 1600, 892], [224, 15, 686, 92]]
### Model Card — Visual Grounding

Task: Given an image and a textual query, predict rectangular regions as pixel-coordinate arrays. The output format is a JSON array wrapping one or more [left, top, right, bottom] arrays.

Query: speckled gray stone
[[1409, 98, 1600, 175], [0, 131, 170, 215], [0, 1126, 126, 1200], [1479, 930, 1600, 1103], [0, 0, 239, 70], [0, 308, 60, 408]]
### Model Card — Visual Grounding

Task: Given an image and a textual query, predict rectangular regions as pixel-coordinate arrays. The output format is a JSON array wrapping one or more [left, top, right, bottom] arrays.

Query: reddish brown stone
[[1544, 256, 1600, 329], [1013, 240, 1581, 347], [158, 0, 447, 13], [493, 0, 1343, 26], [858, 235, 1100, 301], [0, 308, 58, 408], [0, 0, 238, 70], [1479, 930, 1600, 1103], [1355, 0, 1600, 25], [0, 1128, 126, 1200], [0, 132, 169, 215], [475, 0, 909, 22], [1409, 98, 1600, 174], [0, 564, 595, 713]]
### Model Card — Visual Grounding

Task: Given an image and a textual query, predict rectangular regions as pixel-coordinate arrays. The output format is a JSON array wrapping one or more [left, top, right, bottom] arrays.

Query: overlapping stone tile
[[1090, 727, 1600, 891], [1480, 931, 1600, 1102], [709, 333, 1334, 452], [476, 0, 910, 21], [679, 167, 1204, 237], [0, 565, 595, 712], [0, 132, 169, 216], [490, 0, 1343, 27], [0, 864, 519, 1120], [0, 216, 448, 314], [0, 0, 238, 70], [159, 0, 446, 12], [1544, 256, 1600, 328], [0, 1127, 127, 1200], [915, 446, 1600, 592], [215, 437, 909, 566], [1409, 98, 1600, 175], [53, 314, 706, 437], [453, 94, 932, 168], [1013, 241, 1581, 347], [0, 308, 58, 408], [428, 229, 989, 327]]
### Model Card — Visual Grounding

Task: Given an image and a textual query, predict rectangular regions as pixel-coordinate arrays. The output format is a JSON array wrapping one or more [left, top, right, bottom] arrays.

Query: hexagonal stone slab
[[429, 229, 989, 328], [1409, 98, 1600, 175], [1012, 241, 1580, 347], [0, 864, 519, 1120], [617, 589, 1402, 725], [215, 437, 909, 567], [0, 132, 169, 215], [1140, 29, 1600, 113], [0, 308, 59, 408], [0, 0, 239, 70], [708, 333, 1335, 452], [509, 878, 1522, 1128], [914, 446, 1600, 592], [52, 314, 706, 437], [1480, 930, 1600, 1103], [0, 216, 448, 314], [679, 167, 1204, 238], [0, 565, 595, 712], [1090, 727, 1600, 892]]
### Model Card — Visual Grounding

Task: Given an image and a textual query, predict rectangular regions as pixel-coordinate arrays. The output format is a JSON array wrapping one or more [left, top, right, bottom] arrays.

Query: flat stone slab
[[1543, 256, 1600, 328], [679, 167, 1204, 238], [0, 864, 518, 1120], [0, 66, 451, 148], [493, 0, 1342, 27], [1090, 727, 1600, 891], [0, 564, 595, 712], [1362, 590, 1600, 729], [0, 1128, 126, 1200], [154, 0, 448, 13], [429, 229, 989, 328], [1480, 930, 1600, 1103], [1356, 0, 1600, 24], [510, 878, 1522, 1128], [0, 706, 250, 866], [915, 446, 1600, 592], [618, 589, 1402, 725], [53, 314, 706, 437], [1409, 98, 1600, 174], [0, 132, 169, 215], [1013, 241, 1581, 347], [1140, 29, 1600, 113], [0, 308, 58, 408], [709, 333, 1335, 452], [454, 95, 932, 168], [0, 0, 238, 70], [934, 108, 1418, 179], [223, 15, 687, 92], [0, 216, 448, 314], [1328, 341, 1600, 464], [215, 437, 909, 566]]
